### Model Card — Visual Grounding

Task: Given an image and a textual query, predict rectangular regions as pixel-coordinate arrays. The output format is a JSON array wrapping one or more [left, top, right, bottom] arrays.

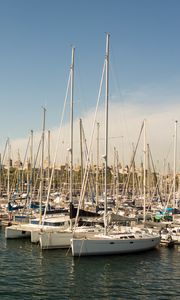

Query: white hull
[[71, 234, 160, 256], [31, 229, 41, 243], [5, 224, 46, 242], [30, 225, 63, 243], [171, 234, 180, 244], [170, 227, 180, 244], [5, 215, 70, 241], [39, 226, 102, 249], [40, 230, 73, 249], [5, 224, 32, 239], [162, 226, 180, 244]]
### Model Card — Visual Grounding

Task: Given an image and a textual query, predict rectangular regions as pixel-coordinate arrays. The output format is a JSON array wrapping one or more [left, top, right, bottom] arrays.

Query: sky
[[0, 0, 180, 171]]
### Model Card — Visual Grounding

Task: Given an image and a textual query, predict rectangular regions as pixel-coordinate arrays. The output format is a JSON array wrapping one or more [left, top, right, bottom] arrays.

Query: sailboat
[[71, 33, 160, 256]]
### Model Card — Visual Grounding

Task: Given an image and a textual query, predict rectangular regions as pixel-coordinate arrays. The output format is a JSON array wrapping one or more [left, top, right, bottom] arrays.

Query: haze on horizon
[[2, 95, 179, 174]]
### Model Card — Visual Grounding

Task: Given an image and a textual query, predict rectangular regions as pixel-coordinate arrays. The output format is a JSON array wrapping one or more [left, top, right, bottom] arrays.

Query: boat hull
[[39, 226, 102, 249], [171, 234, 180, 244], [5, 225, 31, 239], [71, 235, 160, 256], [39, 230, 73, 249]]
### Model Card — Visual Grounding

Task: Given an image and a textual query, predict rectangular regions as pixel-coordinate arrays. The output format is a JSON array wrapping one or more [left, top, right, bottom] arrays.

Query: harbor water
[[0, 226, 180, 300]]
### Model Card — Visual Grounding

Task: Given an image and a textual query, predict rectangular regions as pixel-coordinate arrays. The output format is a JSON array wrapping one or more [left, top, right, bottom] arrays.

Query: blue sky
[[0, 0, 180, 166]]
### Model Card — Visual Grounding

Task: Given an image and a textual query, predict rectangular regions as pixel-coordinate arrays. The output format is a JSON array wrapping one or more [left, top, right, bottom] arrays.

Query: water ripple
[[0, 227, 180, 299]]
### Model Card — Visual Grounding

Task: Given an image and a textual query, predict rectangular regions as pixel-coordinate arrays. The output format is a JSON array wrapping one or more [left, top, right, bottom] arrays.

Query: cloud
[[1, 89, 179, 171]]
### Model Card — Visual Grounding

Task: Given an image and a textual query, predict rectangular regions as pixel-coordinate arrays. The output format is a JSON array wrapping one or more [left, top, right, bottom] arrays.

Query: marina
[[1, 1, 180, 298], [1, 34, 180, 258]]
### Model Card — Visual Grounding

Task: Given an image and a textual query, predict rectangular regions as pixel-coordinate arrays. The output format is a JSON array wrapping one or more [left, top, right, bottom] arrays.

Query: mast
[[79, 119, 83, 195], [104, 33, 110, 235], [7, 138, 10, 204], [30, 130, 33, 201], [39, 107, 46, 225], [69, 47, 75, 230], [143, 119, 146, 223], [173, 120, 178, 209]]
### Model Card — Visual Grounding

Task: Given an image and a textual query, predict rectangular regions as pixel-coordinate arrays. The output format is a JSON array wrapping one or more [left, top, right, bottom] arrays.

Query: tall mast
[[143, 119, 146, 223], [39, 107, 46, 225], [104, 33, 110, 235], [69, 47, 75, 229], [173, 120, 178, 208], [7, 138, 10, 204], [30, 130, 33, 200]]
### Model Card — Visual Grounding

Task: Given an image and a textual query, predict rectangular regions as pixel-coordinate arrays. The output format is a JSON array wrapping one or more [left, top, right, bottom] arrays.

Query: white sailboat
[[71, 231, 161, 256], [71, 33, 160, 256]]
